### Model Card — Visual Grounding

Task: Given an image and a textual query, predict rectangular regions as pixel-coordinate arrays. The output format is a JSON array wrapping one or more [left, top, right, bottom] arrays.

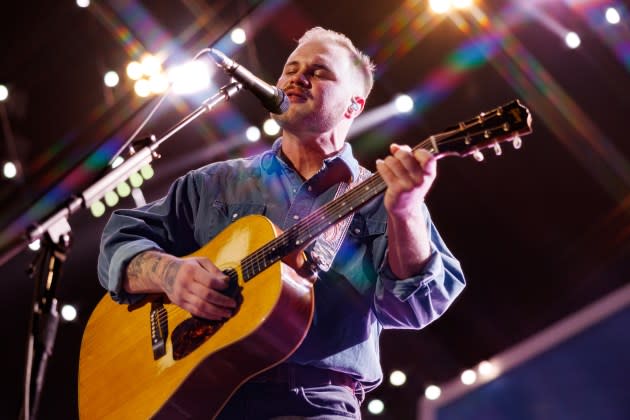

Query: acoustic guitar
[[78, 100, 532, 419]]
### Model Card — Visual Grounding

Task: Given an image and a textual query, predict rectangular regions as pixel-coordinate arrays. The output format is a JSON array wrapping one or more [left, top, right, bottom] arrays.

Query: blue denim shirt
[[98, 139, 465, 391]]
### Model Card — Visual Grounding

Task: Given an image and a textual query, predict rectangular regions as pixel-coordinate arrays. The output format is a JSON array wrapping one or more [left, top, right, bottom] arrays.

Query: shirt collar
[[270, 138, 361, 183]]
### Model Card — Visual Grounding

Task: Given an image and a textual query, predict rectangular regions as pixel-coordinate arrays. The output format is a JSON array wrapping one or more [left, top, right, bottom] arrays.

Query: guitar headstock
[[428, 100, 533, 161]]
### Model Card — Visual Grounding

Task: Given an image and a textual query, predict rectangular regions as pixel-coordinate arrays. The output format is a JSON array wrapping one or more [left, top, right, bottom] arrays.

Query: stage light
[[140, 164, 154, 180], [149, 73, 169, 94], [141, 54, 162, 77], [606, 7, 620, 25], [116, 181, 131, 198], [394, 94, 414, 113], [0, 84, 8, 101], [246, 126, 261, 142], [424, 384, 441, 400], [129, 172, 144, 188], [367, 399, 385, 415], [104, 71, 120, 87], [478, 360, 499, 378], [565, 31, 581, 49], [61, 304, 78, 321], [429, 0, 450, 13], [460, 369, 477, 385], [452, 0, 473, 9], [167, 61, 211, 94], [126, 61, 143, 81], [76, 0, 90, 8], [3, 161, 17, 178], [263, 118, 281, 136], [389, 370, 407, 386], [231, 28, 247, 45], [134, 79, 151, 97]]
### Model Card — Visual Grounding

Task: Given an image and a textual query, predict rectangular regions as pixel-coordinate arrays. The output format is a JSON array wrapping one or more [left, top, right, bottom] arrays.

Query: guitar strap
[[309, 166, 372, 272]]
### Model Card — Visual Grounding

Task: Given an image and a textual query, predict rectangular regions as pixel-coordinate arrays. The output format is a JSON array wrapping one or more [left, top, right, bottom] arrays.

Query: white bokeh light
[[263, 118, 281, 136], [61, 304, 78, 321], [394, 94, 414, 113], [367, 399, 385, 415], [231, 28, 247, 45], [126, 61, 143, 80], [565, 32, 581, 49], [28, 239, 41, 251], [134, 79, 152, 97], [605, 7, 620, 25], [429, 0, 450, 13], [104, 71, 120, 87], [0, 84, 8, 101], [76, 0, 90, 8], [460, 369, 477, 385], [425, 385, 442, 400], [3, 161, 17, 178], [389, 370, 407, 386], [245, 126, 261, 142]]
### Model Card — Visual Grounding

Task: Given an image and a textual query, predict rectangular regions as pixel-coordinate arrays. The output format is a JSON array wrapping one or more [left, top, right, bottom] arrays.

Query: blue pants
[[217, 382, 364, 419]]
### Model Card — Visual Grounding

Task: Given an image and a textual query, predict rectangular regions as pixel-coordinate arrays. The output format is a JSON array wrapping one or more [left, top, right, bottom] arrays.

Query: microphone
[[207, 48, 289, 114]]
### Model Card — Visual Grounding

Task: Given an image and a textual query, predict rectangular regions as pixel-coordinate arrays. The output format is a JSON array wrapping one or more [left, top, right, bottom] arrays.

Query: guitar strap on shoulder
[[309, 166, 372, 272]]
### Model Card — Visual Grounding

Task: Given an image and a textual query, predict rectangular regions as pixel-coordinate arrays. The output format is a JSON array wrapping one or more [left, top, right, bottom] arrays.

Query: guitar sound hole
[[171, 269, 242, 360]]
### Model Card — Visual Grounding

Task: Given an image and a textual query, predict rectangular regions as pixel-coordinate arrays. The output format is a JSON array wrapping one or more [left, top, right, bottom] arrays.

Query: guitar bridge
[[150, 301, 169, 360]]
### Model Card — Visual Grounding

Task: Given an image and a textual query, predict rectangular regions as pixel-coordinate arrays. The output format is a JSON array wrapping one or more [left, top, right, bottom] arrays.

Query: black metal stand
[[12, 81, 243, 419], [20, 218, 71, 420]]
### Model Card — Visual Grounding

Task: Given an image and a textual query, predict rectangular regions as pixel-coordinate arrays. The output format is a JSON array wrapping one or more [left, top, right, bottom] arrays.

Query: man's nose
[[288, 71, 310, 87]]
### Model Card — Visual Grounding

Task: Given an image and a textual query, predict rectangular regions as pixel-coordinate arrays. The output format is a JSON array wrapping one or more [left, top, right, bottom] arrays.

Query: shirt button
[[354, 228, 361, 234], [308, 186, 313, 192], [232, 213, 239, 219], [293, 215, 300, 220]]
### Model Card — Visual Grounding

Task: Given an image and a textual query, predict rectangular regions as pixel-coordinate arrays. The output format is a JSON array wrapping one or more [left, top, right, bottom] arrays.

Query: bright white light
[[76, 0, 90, 7], [28, 239, 41, 251], [263, 118, 281, 136], [246, 126, 261, 142], [424, 385, 441, 400], [460, 369, 477, 385], [149, 73, 169, 94], [134, 79, 152, 97], [168, 61, 211, 94], [389, 370, 407, 386], [104, 190, 119, 207], [91, 201, 106, 218], [61, 304, 78, 321], [141, 54, 162, 77], [606, 7, 620, 25], [3, 161, 17, 178], [0, 84, 8, 101], [126, 61, 143, 81], [478, 360, 499, 378], [565, 32, 581, 49], [429, 0, 450, 13], [394, 94, 414, 113], [231, 28, 247, 45], [104, 71, 120, 87], [452, 0, 472, 9], [367, 399, 385, 415]]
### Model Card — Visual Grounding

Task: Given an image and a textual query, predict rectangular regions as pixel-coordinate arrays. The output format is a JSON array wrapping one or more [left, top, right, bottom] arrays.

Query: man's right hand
[[124, 250, 237, 320]]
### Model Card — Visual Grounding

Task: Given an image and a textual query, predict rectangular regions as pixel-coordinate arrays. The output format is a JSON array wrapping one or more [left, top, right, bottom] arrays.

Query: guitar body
[[79, 215, 315, 419]]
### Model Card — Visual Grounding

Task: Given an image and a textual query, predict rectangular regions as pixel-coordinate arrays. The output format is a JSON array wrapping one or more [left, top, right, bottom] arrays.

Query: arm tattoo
[[162, 260, 182, 293]]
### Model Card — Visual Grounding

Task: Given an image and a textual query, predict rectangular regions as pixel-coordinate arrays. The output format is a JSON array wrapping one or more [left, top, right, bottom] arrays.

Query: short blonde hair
[[297, 27, 375, 98]]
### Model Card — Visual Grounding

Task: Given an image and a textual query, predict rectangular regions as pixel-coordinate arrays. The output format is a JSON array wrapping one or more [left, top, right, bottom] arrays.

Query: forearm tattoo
[[126, 251, 181, 292]]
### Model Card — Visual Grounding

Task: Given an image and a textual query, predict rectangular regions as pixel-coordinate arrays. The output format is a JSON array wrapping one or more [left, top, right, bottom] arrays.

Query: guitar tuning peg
[[472, 150, 485, 162], [493, 142, 502, 156], [512, 136, 522, 149]]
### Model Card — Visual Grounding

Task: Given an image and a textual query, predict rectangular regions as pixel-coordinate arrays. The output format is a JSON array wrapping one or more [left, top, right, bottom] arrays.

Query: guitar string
[[150, 111, 525, 322]]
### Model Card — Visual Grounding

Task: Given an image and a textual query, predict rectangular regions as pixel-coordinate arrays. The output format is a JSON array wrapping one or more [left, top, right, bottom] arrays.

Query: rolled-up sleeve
[[97, 171, 202, 304], [373, 205, 465, 329]]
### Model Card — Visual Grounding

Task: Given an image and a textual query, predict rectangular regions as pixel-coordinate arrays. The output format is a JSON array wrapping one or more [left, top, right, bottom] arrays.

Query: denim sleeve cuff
[[378, 245, 443, 302], [107, 239, 163, 304]]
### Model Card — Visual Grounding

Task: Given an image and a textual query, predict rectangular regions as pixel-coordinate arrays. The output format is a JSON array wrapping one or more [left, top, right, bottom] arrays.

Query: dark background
[[0, 0, 628, 418]]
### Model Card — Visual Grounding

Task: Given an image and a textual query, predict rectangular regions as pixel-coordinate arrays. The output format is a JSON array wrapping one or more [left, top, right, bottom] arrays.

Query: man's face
[[272, 40, 360, 135]]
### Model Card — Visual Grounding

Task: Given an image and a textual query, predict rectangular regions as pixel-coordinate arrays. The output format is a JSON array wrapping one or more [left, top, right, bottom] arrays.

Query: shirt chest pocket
[[347, 215, 387, 241]]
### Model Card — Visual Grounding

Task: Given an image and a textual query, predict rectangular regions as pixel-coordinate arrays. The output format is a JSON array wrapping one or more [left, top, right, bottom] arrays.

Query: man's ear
[[345, 96, 365, 118]]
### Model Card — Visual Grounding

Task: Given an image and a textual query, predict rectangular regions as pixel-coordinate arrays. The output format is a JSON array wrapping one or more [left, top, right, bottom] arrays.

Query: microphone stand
[[19, 81, 242, 419]]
